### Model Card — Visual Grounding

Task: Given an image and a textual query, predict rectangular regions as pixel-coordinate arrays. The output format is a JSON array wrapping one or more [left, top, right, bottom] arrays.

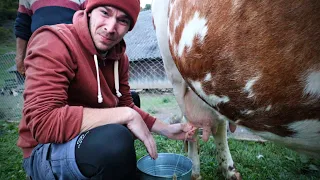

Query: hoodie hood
[[73, 10, 126, 62], [73, 10, 126, 102]]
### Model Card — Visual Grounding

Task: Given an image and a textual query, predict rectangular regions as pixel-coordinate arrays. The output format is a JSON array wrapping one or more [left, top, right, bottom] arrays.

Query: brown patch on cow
[[167, 0, 320, 137]]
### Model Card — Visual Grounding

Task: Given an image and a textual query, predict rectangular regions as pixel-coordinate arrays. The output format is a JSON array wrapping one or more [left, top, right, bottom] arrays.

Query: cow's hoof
[[191, 173, 201, 180], [230, 172, 241, 180]]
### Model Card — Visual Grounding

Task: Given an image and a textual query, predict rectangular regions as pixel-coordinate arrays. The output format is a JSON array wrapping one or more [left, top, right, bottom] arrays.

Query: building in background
[[125, 10, 170, 90]]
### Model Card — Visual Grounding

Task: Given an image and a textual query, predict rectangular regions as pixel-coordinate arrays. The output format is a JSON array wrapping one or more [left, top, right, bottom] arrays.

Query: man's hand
[[15, 56, 25, 75], [151, 120, 197, 142], [126, 109, 158, 159]]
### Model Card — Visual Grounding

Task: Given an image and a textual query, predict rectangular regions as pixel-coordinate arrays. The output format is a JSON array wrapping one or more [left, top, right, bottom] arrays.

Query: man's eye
[[119, 19, 129, 25], [101, 11, 109, 16]]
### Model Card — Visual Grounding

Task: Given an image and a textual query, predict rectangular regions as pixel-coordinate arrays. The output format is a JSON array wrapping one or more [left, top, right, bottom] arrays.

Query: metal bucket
[[137, 153, 193, 180]]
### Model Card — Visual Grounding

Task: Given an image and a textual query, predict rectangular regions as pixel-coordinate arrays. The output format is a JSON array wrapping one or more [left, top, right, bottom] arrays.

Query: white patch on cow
[[240, 109, 255, 115], [168, 0, 177, 18], [253, 119, 320, 157], [177, 12, 208, 57], [204, 73, 212, 81], [231, 0, 243, 13], [190, 80, 230, 106], [168, 22, 173, 48], [265, 105, 272, 111], [243, 75, 260, 98], [303, 71, 320, 98], [289, 119, 320, 139], [174, 13, 182, 31], [168, 0, 178, 47], [235, 119, 241, 124], [264, 125, 272, 128]]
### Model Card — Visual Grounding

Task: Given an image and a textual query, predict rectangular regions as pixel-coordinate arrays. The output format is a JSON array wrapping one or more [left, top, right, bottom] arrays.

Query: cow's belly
[[252, 120, 320, 158]]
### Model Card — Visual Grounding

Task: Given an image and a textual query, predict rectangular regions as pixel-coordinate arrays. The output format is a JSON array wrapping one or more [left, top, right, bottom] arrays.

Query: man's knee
[[75, 124, 136, 178], [76, 124, 135, 157]]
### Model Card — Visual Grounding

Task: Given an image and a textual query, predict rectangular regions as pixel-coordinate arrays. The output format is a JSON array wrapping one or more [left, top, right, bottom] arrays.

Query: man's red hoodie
[[17, 10, 156, 158]]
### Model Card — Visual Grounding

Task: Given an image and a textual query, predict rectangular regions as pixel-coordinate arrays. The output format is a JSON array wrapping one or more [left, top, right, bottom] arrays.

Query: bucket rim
[[137, 153, 193, 178]]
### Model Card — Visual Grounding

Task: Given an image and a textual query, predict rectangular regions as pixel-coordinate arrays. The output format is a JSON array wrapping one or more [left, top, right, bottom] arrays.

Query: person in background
[[14, 0, 87, 75], [18, 0, 196, 179]]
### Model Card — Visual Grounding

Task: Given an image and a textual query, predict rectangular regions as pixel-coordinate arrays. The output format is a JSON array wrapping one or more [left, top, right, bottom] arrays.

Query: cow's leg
[[213, 121, 241, 180], [187, 129, 201, 180]]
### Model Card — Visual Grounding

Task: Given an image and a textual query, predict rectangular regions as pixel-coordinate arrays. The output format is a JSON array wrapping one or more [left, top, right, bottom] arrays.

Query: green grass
[[1, 122, 319, 180], [0, 121, 25, 180], [135, 135, 320, 180], [0, 39, 15, 56], [140, 94, 178, 115]]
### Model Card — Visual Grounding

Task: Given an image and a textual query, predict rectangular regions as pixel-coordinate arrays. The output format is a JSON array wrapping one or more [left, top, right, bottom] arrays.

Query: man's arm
[[80, 107, 195, 159], [81, 107, 136, 132], [81, 107, 158, 159], [151, 119, 196, 141], [15, 37, 28, 75], [15, 0, 32, 75]]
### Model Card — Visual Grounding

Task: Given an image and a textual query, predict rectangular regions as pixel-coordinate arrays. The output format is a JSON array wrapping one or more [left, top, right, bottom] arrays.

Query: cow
[[152, 0, 320, 179]]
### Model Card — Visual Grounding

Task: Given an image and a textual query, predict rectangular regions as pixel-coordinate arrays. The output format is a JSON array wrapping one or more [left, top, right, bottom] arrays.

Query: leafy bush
[[0, 8, 17, 22]]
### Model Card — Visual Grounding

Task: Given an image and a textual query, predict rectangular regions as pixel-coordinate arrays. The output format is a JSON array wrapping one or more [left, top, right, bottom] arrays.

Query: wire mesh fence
[[0, 53, 181, 122], [0, 53, 24, 121]]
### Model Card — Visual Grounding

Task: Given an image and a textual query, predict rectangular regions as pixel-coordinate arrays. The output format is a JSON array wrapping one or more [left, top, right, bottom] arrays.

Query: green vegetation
[[0, 0, 18, 23], [0, 0, 17, 55], [140, 93, 177, 115], [0, 121, 25, 180], [136, 136, 320, 180], [0, 39, 15, 55], [143, 4, 151, 11], [0, 27, 13, 41], [141, 94, 177, 108], [0, 20, 15, 55], [0, 121, 319, 180]]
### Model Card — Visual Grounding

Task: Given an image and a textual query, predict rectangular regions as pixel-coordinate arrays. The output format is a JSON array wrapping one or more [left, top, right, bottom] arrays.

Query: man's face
[[89, 6, 131, 52]]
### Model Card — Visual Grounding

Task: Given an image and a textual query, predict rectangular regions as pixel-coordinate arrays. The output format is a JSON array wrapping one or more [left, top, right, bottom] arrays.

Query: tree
[[0, 0, 18, 9], [0, 0, 18, 23]]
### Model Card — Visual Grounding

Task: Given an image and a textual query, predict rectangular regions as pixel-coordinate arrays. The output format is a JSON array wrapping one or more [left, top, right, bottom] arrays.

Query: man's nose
[[104, 18, 117, 33]]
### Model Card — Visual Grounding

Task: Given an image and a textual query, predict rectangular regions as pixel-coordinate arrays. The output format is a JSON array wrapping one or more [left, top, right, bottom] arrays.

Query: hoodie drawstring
[[94, 55, 103, 103], [114, 60, 122, 98], [93, 54, 122, 103]]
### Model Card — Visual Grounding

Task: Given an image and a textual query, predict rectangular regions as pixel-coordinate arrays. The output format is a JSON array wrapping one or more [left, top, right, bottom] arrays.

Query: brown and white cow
[[152, 0, 320, 179]]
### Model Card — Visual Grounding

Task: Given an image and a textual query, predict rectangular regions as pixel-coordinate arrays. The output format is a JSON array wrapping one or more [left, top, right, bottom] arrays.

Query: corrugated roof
[[124, 10, 162, 61]]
